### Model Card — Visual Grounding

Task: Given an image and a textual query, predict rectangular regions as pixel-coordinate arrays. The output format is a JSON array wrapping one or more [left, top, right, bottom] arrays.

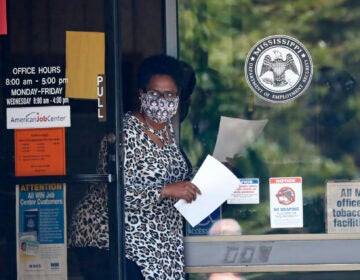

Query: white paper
[[174, 155, 239, 227], [212, 116, 268, 162]]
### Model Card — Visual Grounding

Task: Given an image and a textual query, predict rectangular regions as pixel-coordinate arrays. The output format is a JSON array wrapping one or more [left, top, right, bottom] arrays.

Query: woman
[[124, 54, 201, 279], [69, 54, 201, 280]]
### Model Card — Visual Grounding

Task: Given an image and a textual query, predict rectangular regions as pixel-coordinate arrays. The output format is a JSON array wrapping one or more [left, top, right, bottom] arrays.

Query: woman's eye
[[148, 90, 159, 97]]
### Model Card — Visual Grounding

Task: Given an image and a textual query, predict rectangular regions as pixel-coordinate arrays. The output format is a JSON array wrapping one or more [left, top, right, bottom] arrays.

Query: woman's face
[[140, 74, 180, 124]]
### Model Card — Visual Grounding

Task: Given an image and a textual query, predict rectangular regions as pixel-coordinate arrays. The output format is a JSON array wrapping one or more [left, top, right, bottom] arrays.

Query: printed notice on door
[[270, 177, 303, 228], [15, 128, 66, 176], [326, 180, 360, 233], [227, 178, 260, 204], [16, 183, 67, 280]]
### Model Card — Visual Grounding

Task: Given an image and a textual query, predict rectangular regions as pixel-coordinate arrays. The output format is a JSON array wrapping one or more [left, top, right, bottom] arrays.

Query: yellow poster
[[65, 31, 105, 99]]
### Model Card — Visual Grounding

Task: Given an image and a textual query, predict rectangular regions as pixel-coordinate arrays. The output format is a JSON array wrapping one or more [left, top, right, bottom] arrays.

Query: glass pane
[[178, 0, 360, 278], [179, 0, 360, 235], [0, 1, 115, 279]]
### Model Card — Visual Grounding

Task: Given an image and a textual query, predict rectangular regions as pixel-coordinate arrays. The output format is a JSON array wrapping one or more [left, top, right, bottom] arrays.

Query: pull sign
[[97, 74, 106, 122]]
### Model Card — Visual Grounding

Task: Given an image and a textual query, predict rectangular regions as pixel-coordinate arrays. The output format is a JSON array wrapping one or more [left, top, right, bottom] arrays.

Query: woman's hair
[[137, 54, 184, 90]]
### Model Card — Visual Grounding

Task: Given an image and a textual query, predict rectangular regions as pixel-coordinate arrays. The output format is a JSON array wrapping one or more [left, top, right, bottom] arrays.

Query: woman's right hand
[[163, 181, 201, 203]]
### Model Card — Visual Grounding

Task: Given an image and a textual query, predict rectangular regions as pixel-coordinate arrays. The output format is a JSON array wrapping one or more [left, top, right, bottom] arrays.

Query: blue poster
[[16, 183, 67, 279]]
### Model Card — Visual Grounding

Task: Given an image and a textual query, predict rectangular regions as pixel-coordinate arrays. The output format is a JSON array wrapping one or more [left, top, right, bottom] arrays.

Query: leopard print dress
[[69, 112, 191, 280], [68, 133, 110, 249]]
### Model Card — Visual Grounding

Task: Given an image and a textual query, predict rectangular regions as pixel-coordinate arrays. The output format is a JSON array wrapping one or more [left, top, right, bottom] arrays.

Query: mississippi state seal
[[245, 35, 313, 103]]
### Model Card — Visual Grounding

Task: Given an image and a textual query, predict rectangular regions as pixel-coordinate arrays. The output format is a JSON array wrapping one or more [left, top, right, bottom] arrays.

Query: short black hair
[[137, 54, 184, 90]]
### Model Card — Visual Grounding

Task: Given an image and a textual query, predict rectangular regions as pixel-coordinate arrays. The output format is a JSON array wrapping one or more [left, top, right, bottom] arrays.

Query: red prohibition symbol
[[276, 187, 295, 205]]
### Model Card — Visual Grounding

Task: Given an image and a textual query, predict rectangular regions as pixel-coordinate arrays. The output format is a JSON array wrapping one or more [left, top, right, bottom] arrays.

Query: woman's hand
[[163, 181, 201, 203]]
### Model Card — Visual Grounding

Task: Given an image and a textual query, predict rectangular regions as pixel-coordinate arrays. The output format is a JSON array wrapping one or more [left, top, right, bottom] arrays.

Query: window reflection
[[178, 1, 360, 279]]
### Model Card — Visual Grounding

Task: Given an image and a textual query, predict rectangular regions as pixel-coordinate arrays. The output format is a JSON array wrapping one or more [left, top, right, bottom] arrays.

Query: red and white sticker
[[270, 177, 303, 228]]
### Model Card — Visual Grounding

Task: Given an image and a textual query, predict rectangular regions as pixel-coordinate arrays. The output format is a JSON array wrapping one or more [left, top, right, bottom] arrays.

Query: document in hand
[[174, 155, 239, 227]]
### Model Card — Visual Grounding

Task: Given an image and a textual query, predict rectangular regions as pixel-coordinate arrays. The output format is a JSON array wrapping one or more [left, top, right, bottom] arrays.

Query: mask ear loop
[[139, 89, 144, 114]]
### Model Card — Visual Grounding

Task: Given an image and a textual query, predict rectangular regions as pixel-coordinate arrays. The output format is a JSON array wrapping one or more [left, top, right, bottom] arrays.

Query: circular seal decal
[[245, 35, 313, 103]]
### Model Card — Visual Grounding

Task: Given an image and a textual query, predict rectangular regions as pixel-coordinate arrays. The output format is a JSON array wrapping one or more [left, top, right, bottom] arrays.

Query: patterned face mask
[[140, 93, 179, 123]]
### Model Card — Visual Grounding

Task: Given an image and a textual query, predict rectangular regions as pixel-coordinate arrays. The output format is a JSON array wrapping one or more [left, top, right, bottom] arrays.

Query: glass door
[[0, 0, 123, 279], [0, 0, 172, 279]]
